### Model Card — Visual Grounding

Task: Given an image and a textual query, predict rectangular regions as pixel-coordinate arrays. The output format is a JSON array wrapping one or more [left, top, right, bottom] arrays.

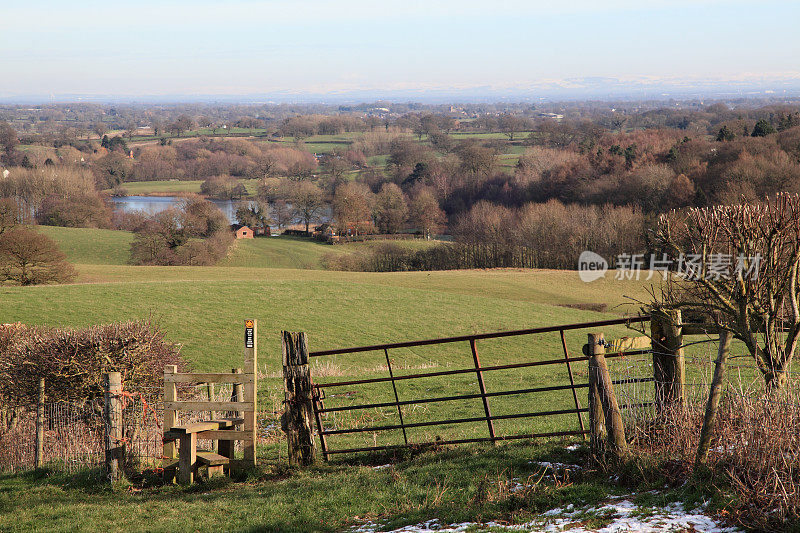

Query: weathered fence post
[[281, 331, 316, 466], [588, 334, 607, 452], [35, 378, 45, 469], [587, 333, 628, 459], [651, 309, 686, 414], [163, 365, 178, 461], [219, 368, 242, 460], [695, 330, 733, 467], [103, 372, 124, 481]]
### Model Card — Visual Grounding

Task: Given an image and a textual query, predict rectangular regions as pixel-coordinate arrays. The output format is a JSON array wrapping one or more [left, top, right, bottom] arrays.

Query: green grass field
[[9, 226, 656, 450], [220, 235, 344, 269], [36, 226, 135, 265], [107, 178, 260, 196]]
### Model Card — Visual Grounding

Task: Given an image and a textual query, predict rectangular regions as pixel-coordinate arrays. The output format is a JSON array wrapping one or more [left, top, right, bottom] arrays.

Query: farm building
[[231, 224, 254, 239]]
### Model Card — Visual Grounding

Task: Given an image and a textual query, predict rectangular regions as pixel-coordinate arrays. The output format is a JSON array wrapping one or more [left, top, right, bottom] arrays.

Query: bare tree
[[408, 188, 446, 238], [0, 199, 19, 234], [271, 199, 292, 229], [290, 181, 324, 232], [374, 183, 408, 234], [333, 182, 373, 236], [92, 122, 107, 139], [655, 193, 800, 390], [0, 228, 76, 285]]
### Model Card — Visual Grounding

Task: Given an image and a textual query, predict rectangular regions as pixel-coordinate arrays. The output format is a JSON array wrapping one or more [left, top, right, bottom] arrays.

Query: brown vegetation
[[129, 196, 233, 266], [0, 227, 76, 285], [0, 320, 181, 407]]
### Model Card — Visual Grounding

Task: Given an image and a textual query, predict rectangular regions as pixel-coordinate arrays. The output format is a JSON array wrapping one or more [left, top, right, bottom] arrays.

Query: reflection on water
[[111, 196, 237, 222], [111, 196, 332, 229]]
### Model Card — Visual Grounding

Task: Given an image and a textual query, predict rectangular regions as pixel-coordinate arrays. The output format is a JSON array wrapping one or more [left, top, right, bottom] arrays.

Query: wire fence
[[608, 342, 800, 524], [0, 382, 285, 474]]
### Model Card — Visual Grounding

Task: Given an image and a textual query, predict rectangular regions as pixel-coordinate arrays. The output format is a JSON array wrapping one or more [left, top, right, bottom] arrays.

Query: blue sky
[[2, 0, 799, 97]]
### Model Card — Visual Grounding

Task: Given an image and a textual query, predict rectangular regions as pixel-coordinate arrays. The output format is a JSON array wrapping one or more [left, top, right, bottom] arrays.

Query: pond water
[[111, 196, 332, 228], [111, 196, 239, 222]]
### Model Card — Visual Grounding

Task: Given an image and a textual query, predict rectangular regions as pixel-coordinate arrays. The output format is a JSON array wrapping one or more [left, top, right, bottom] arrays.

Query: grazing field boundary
[[303, 316, 651, 459]]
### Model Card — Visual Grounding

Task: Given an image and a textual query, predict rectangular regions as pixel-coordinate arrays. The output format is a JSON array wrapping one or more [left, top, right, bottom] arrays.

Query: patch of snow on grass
[[350, 496, 741, 532]]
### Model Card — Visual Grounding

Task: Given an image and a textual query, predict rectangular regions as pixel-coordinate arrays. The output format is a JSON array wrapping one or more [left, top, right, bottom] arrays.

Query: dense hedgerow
[[0, 319, 183, 406]]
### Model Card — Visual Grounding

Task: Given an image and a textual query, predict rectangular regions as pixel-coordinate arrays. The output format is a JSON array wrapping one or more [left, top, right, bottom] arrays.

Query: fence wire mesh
[[609, 340, 800, 521], [0, 382, 284, 474]]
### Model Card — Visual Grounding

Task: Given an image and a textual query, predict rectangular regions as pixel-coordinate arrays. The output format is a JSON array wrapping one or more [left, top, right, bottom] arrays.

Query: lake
[[111, 196, 332, 227], [111, 196, 239, 222]]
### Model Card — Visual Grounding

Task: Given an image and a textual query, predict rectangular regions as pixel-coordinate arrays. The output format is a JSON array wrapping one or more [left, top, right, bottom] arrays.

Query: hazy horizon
[[3, 0, 800, 102]]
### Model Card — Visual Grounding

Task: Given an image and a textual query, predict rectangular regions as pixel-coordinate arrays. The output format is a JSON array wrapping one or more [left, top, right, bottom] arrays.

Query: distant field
[[221, 235, 344, 269], [448, 131, 531, 140], [108, 178, 260, 196], [36, 226, 134, 265], [38, 226, 445, 271]]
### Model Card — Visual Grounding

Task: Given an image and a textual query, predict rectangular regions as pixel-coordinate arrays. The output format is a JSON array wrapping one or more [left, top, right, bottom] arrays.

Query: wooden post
[[695, 331, 733, 467], [163, 365, 178, 460], [651, 309, 686, 414], [219, 368, 241, 461], [178, 434, 197, 485], [470, 339, 496, 443], [243, 320, 258, 466], [206, 382, 215, 418], [587, 334, 607, 453], [281, 330, 316, 466], [206, 381, 216, 452], [35, 378, 45, 469], [588, 333, 628, 459], [103, 372, 124, 481]]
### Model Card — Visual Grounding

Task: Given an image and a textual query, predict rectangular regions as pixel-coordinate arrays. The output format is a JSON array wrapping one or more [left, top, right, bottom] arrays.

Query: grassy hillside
[[36, 226, 134, 265], [8, 227, 655, 449], [221, 235, 342, 269], [0, 229, 711, 533], [0, 263, 650, 448]]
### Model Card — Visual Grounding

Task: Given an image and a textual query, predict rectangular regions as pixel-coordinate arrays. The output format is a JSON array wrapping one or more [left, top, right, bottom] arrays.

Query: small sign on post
[[244, 319, 254, 349]]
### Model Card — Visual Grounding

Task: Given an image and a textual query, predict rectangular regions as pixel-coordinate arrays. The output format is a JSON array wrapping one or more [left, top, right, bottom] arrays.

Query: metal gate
[[308, 316, 650, 459]]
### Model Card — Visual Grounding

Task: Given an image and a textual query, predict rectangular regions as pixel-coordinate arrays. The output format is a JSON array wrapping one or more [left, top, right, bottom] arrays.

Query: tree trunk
[[765, 369, 789, 391]]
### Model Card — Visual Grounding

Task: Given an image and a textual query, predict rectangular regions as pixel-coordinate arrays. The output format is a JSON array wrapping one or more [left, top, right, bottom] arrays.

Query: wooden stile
[[162, 320, 257, 484]]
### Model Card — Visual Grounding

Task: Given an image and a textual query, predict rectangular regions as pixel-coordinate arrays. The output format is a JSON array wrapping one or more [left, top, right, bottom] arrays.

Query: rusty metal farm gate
[[306, 316, 651, 459]]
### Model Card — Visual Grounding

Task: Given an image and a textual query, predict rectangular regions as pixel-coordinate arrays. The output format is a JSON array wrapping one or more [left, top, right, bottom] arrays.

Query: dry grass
[[612, 355, 800, 530]]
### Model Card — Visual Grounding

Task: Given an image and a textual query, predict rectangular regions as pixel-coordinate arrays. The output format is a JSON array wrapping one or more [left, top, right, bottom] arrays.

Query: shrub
[[0, 319, 183, 406], [35, 194, 113, 228], [0, 227, 76, 285]]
